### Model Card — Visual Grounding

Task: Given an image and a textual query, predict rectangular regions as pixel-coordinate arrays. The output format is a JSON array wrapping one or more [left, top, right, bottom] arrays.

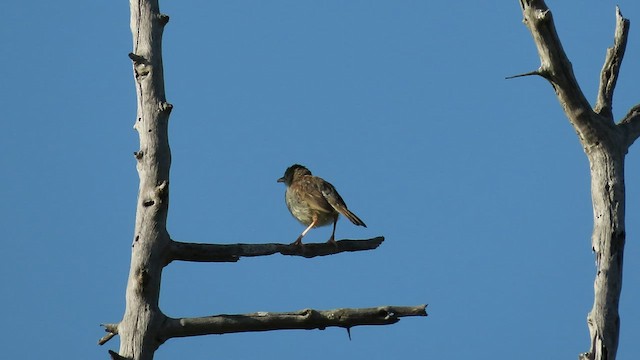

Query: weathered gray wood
[[101, 304, 427, 348], [515, 2, 640, 359], [161, 305, 427, 340], [594, 7, 629, 119], [118, 1, 172, 359], [98, 323, 118, 345]]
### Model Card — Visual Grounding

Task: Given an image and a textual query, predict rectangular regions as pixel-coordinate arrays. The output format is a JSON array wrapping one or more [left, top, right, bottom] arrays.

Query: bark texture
[[515, 2, 640, 359], [162, 306, 427, 339], [118, 1, 172, 359]]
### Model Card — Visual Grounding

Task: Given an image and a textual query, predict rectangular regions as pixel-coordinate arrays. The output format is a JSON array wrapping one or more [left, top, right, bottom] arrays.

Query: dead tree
[[511, 1, 640, 360], [98, 1, 426, 359]]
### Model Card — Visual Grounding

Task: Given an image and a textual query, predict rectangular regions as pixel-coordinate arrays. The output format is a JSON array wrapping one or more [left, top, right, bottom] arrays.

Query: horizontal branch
[[505, 69, 545, 80], [167, 237, 385, 263], [161, 305, 427, 340]]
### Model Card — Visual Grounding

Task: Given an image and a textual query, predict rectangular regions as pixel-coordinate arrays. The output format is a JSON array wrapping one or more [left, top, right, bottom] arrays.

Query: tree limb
[[595, 7, 630, 118], [518, 0, 606, 142], [167, 237, 385, 263], [505, 69, 545, 80], [619, 104, 640, 148], [161, 305, 427, 340], [108, 350, 129, 360], [98, 323, 119, 345]]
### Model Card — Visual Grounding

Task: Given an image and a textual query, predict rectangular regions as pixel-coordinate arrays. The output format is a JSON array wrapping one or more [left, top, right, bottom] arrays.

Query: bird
[[277, 164, 366, 246]]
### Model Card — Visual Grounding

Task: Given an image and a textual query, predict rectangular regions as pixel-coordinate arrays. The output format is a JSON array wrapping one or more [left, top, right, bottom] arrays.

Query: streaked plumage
[[277, 164, 366, 245]]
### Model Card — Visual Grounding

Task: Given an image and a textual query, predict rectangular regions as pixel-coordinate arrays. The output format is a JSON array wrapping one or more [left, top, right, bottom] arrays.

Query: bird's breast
[[284, 188, 336, 226]]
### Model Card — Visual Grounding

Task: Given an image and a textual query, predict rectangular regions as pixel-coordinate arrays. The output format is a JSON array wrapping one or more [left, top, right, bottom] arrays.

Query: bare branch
[[167, 240, 240, 263], [518, 0, 602, 141], [99, 332, 117, 346], [505, 69, 545, 80], [619, 104, 640, 148], [161, 305, 427, 340], [167, 237, 385, 263], [98, 323, 119, 345], [595, 7, 630, 118], [108, 350, 129, 360]]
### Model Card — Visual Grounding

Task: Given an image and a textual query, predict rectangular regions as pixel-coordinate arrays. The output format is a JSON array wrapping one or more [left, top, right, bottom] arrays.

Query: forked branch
[[516, 2, 637, 360], [519, 0, 592, 112], [517, 0, 601, 142]]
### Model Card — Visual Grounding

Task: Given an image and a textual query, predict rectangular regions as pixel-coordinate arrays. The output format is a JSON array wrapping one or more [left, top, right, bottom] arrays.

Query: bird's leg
[[292, 218, 317, 246], [327, 217, 338, 246]]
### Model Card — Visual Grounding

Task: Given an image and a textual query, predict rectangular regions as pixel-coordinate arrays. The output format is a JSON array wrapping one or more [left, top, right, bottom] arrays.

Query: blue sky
[[1, 1, 639, 359]]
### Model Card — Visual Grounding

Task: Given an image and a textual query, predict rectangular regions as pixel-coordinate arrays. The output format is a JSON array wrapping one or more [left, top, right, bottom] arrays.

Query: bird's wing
[[319, 181, 348, 211], [320, 180, 367, 227], [299, 176, 335, 214]]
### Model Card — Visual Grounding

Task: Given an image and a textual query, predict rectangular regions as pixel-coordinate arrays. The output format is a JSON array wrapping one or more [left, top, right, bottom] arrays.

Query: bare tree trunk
[[513, 2, 640, 359], [583, 127, 626, 360], [118, 0, 172, 359]]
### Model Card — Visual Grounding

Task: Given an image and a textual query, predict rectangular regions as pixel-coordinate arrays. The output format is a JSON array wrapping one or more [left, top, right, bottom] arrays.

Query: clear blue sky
[[1, 1, 639, 359]]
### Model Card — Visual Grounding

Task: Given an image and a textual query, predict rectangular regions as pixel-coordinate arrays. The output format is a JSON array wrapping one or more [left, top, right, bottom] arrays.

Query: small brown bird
[[277, 164, 366, 246]]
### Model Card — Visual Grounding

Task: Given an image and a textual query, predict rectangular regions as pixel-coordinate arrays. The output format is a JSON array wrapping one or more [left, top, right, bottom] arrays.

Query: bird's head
[[277, 164, 311, 186]]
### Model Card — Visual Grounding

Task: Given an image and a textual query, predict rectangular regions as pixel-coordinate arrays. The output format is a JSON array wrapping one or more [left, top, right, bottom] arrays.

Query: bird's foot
[[327, 237, 338, 247], [291, 237, 304, 247]]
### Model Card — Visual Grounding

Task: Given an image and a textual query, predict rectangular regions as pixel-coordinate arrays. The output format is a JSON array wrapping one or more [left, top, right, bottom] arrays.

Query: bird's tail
[[341, 209, 367, 227]]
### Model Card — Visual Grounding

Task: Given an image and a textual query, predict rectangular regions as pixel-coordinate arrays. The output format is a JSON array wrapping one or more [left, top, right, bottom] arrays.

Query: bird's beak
[[277, 177, 284, 183]]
